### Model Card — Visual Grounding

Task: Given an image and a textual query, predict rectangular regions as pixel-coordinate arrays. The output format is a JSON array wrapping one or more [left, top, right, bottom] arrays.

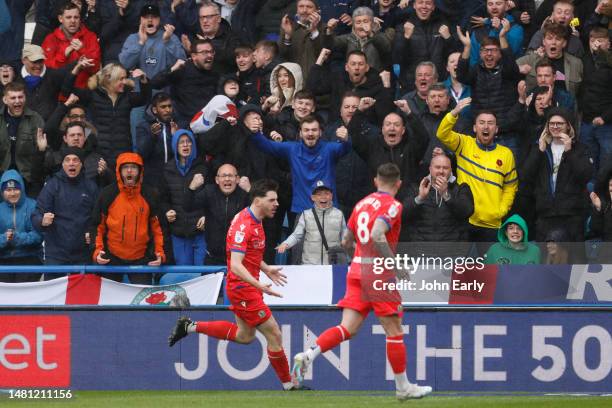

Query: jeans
[[580, 122, 612, 178], [171, 234, 207, 266]]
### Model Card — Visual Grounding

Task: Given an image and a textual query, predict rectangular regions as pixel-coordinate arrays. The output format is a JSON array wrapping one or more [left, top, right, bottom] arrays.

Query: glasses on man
[[199, 14, 219, 20], [67, 113, 86, 119], [549, 121, 567, 128], [216, 174, 238, 179], [480, 47, 500, 54], [178, 139, 192, 146]]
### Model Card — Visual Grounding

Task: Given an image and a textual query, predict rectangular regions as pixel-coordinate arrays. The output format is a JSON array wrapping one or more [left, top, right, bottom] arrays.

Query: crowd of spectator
[[1, 0, 612, 283]]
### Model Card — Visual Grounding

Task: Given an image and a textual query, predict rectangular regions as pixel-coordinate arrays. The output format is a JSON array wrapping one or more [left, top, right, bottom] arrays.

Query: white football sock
[[394, 371, 410, 391]]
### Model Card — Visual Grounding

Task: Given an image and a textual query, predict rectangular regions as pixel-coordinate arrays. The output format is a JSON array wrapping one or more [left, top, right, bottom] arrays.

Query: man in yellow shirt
[[436, 97, 517, 252]]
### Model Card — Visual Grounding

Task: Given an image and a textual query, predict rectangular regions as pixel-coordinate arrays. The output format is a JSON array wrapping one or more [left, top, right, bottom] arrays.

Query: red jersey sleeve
[[228, 223, 249, 254], [377, 200, 402, 230]]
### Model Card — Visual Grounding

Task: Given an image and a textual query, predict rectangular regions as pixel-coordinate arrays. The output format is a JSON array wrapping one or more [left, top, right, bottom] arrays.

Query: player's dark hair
[[376, 163, 400, 185], [249, 179, 279, 202]]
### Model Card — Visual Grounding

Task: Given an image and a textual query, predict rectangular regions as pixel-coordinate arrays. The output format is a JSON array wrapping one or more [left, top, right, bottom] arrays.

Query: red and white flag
[[0, 274, 224, 306]]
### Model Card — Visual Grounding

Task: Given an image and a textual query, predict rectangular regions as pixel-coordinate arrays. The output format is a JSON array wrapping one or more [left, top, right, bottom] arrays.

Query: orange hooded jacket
[[92, 152, 165, 263]]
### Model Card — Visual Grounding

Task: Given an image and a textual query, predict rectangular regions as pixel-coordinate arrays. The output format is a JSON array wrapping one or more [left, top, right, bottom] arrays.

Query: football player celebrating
[[168, 179, 300, 390], [292, 163, 432, 400]]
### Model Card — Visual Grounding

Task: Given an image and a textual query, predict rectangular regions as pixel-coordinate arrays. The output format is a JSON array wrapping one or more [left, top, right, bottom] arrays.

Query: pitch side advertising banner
[[0, 264, 610, 305], [0, 310, 610, 391]]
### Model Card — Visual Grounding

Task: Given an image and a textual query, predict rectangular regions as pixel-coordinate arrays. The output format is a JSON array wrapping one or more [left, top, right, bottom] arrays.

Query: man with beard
[[308, 49, 394, 124], [347, 97, 430, 192], [323, 92, 373, 216], [457, 20, 523, 158], [91, 152, 165, 284], [197, 104, 287, 264], [135, 92, 179, 186], [437, 97, 517, 251], [469, 0, 524, 65], [151, 39, 219, 127], [184, 163, 249, 266], [42, 2, 101, 89], [169, 179, 305, 392], [251, 115, 351, 219], [177, 1, 240, 74]]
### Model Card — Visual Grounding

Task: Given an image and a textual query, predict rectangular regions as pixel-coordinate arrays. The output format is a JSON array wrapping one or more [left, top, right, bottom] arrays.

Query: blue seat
[[159, 273, 201, 285]]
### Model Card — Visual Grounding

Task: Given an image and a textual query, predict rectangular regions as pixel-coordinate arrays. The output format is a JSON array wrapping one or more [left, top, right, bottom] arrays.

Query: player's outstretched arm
[[230, 251, 282, 297], [261, 261, 287, 287]]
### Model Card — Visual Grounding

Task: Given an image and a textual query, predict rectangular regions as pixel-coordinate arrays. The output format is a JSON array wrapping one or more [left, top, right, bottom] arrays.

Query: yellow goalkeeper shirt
[[436, 112, 517, 229]]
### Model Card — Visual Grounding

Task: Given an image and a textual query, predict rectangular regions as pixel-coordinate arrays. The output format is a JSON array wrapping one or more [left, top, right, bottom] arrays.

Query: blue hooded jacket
[[172, 129, 197, 176], [252, 130, 351, 213], [0, 170, 42, 260]]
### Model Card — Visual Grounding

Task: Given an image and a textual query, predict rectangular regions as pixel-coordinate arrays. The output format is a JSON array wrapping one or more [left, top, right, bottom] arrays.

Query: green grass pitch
[[2, 391, 612, 408]]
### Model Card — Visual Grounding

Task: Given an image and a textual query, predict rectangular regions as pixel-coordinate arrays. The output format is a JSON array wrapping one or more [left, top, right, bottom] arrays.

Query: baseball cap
[[22, 44, 46, 61], [140, 4, 160, 17], [311, 180, 332, 194], [1, 179, 20, 191]]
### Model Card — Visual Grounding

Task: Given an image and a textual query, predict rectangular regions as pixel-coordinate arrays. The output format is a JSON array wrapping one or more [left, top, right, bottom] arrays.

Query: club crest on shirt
[[235, 231, 245, 243], [388, 203, 399, 218]]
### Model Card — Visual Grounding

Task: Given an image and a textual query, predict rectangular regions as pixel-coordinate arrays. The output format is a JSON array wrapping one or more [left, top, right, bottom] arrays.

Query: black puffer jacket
[[521, 139, 593, 219], [160, 158, 208, 238], [307, 64, 394, 124], [17, 66, 67, 120], [579, 50, 612, 123], [456, 48, 522, 134], [43, 136, 112, 187], [197, 106, 289, 187], [189, 19, 240, 75], [69, 73, 151, 167], [184, 184, 249, 264], [347, 109, 430, 189], [393, 12, 456, 91], [402, 178, 474, 242], [150, 60, 219, 123]]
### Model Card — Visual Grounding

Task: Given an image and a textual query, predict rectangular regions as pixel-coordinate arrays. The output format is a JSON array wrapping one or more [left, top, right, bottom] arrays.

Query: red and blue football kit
[[338, 191, 403, 317], [225, 207, 271, 327]]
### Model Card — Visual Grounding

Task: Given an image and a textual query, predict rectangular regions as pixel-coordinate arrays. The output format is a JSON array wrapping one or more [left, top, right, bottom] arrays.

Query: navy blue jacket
[[32, 169, 98, 263]]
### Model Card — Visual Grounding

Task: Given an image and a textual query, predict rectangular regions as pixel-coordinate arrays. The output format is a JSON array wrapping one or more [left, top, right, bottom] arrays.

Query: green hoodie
[[485, 214, 541, 265]]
